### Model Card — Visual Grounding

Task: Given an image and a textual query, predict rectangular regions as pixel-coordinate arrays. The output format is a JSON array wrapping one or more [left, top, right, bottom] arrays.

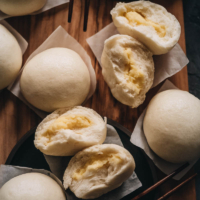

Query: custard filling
[[124, 48, 145, 94], [42, 115, 92, 143], [72, 154, 123, 181], [125, 11, 166, 37]]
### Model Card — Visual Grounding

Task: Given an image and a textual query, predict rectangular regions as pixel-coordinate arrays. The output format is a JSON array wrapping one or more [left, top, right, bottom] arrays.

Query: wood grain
[[0, 0, 195, 199]]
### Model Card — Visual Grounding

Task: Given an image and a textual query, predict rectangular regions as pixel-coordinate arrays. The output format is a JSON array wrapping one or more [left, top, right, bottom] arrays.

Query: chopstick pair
[[132, 163, 197, 200], [68, 0, 90, 32]]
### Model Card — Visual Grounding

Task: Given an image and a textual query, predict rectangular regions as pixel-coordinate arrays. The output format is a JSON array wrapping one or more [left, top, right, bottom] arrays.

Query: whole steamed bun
[[34, 106, 107, 156], [0, 173, 66, 200], [20, 48, 91, 112], [111, 1, 181, 55], [143, 89, 200, 163], [101, 34, 154, 108], [0, 24, 22, 90], [0, 0, 47, 16], [63, 144, 135, 199]]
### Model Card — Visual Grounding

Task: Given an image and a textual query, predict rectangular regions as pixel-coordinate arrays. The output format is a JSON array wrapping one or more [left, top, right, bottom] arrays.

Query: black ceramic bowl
[[6, 118, 157, 200]]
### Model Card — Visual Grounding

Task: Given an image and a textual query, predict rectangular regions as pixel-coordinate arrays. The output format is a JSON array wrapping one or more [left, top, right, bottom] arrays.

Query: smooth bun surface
[[0, 0, 47, 16], [20, 48, 90, 112], [34, 106, 107, 156], [111, 1, 181, 55], [143, 89, 200, 163], [101, 34, 154, 108], [63, 144, 135, 199], [0, 173, 66, 200], [0, 24, 22, 90]]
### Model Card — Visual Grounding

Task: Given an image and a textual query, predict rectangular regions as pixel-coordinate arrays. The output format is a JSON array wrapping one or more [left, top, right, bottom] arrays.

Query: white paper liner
[[8, 26, 96, 119], [130, 80, 197, 180], [0, 165, 66, 196], [44, 124, 142, 200], [86, 23, 189, 87], [0, 0, 69, 20]]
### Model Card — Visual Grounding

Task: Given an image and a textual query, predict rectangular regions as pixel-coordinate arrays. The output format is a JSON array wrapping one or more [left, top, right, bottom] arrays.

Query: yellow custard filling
[[42, 115, 92, 143], [124, 48, 145, 94], [125, 11, 166, 37], [72, 154, 123, 181]]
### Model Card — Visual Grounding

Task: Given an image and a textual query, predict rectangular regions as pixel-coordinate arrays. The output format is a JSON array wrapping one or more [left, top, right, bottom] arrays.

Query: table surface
[[0, 0, 196, 199], [183, 0, 200, 100]]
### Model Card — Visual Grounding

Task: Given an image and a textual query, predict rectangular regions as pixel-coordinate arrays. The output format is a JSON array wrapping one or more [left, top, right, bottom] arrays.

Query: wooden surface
[[0, 0, 195, 199]]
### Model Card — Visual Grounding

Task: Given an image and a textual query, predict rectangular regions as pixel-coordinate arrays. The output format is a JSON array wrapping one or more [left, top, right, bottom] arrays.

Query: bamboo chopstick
[[132, 163, 190, 200], [158, 173, 197, 200]]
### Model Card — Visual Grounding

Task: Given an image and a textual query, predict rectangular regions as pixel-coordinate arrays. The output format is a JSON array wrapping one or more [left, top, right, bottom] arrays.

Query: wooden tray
[[0, 0, 196, 199]]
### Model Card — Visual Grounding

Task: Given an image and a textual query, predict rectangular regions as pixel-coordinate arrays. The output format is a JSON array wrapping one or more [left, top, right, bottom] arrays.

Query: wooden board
[[0, 0, 195, 199]]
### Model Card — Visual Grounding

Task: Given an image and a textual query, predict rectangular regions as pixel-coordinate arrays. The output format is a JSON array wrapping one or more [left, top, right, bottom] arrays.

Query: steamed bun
[[20, 48, 91, 112], [143, 90, 200, 163], [101, 34, 154, 108], [0, 0, 47, 16], [0, 173, 66, 200], [0, 24, 22, 90], [111, 1, 181, 55], [34, 106, 107, 156], [63, 144, 135, 199]]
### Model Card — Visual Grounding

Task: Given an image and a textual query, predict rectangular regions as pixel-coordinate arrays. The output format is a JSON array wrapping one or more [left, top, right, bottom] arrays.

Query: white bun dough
[[111, 1, 181, 55], [143, 90, 200, 163], [20, 48, 91, 112], [101, 34, 154, 108], [63, 144, 135, 199], [34, 106, 107, 156], [0, 24, 22, 90], [0, 173, 66, 200], [0, 0, 47, 16]]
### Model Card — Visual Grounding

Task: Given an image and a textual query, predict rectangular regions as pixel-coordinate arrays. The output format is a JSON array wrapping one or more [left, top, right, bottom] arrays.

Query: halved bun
[[63, 144, 135, 199], [111, 1, 181, 55], [101, 34, 154, 108], [34, 106, 107, 156]]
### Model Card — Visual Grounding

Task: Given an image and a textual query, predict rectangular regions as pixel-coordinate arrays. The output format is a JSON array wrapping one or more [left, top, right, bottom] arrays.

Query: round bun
[[63, 144, 135, 199], [111, 1, 181, 55], [34, 106, 107, 156], [0, 24, 22, 90], [20, 48, 90, 112], [0, 173, 66, 200], [0, 0, 47, 16], [101, 34, 154, 108], [143, 89, 200, 163]]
